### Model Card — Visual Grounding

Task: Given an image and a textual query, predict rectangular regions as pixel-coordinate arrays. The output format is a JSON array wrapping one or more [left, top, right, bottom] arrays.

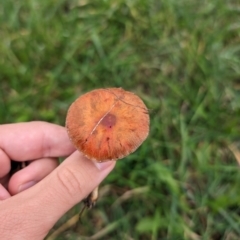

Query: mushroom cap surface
[[66, 88, 149, 162]]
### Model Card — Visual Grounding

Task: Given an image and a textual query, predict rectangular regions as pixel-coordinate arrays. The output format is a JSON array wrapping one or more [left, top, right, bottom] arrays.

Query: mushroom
[[65, 88, 149, 215]]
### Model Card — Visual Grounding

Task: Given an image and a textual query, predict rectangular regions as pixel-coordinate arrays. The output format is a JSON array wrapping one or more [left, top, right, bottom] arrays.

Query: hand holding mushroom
[[0, 88, 149, 239]]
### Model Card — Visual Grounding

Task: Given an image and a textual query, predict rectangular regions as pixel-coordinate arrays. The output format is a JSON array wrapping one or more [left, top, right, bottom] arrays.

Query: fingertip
[[8, 157, 58, 195], [18, 181, 37, 193], [0, 184, 11, 200], [93, 160, 116, 171]]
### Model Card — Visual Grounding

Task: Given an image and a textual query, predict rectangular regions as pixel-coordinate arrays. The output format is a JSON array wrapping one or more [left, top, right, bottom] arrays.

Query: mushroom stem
[[79, 186, 99, 220], [84, 186, 99, 208]]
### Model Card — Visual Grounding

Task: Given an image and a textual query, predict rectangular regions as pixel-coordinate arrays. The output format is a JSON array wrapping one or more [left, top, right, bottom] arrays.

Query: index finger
[[0, 121, 75, 161]]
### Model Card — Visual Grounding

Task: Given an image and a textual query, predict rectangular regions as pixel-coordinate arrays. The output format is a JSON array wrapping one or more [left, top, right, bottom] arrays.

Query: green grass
[[1, 0, 240, 239]]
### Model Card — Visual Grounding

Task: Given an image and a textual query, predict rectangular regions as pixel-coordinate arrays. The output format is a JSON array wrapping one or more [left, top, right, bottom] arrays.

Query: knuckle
[[56, 166, 83, 199]]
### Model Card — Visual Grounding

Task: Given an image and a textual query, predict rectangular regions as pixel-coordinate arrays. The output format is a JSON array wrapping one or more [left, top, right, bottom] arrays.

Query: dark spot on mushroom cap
[[101, 113, 116, 128]]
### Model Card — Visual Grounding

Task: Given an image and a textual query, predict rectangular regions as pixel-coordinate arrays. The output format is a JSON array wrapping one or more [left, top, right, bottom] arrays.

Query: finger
[[0, 121, 75, 161], [37, 151, 115, 218], [0, 184, 11, 200], [0, 148, 11, 178], [0, 151, 115, 239], [8, 157, 59, 195]]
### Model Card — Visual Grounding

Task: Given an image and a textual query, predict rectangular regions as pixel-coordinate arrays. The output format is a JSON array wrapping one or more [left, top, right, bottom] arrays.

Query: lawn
[[1, 0, 240, 239]]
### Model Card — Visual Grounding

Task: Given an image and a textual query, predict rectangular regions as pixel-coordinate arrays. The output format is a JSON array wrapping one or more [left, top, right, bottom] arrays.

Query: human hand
[[0, 121, 115, 239]]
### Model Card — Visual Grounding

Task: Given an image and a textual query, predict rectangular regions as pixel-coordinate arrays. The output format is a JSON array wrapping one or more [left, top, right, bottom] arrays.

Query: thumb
[[37, 151, 115, 228], [0, 151, 115, 239]]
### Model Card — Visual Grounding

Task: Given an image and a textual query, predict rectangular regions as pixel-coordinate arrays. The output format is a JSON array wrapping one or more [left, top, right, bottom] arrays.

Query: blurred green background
[[1, 0, 240, 239]]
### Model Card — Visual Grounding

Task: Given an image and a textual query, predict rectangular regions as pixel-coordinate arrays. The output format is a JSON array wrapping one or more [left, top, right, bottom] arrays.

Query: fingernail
[[94, 161, 114, 171], [18, 181, 37, 193]]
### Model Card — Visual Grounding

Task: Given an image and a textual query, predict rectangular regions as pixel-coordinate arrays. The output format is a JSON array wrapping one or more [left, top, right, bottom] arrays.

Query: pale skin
[[0, 121, 115, 239]]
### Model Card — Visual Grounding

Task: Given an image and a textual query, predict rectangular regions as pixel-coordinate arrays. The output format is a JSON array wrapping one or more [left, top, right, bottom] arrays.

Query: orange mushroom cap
[[66, 88, 149, 162]]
